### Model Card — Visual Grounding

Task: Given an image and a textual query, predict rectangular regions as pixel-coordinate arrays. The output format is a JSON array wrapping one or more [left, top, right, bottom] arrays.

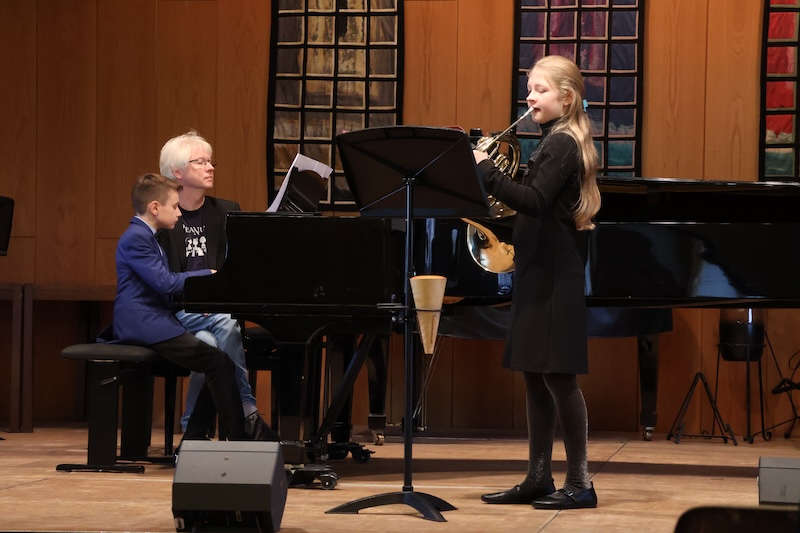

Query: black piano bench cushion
[[61, 343, 157, 363]]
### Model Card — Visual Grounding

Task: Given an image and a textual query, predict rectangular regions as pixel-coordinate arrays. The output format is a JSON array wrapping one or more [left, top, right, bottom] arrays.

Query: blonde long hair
[[532, 55, 600, 231]]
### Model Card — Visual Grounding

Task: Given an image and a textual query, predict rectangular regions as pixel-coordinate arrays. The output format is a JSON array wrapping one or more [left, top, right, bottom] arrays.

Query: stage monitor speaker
[[759, 456, 800, 505], [675, 506, 800, 532], [172, 441, 287, 532]]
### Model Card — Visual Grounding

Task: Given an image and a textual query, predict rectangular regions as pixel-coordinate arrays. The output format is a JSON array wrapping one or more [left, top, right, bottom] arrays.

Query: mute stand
[[329, 126, 490, 521], [764, 334, 800, 439], [667, 371, 737, 445]]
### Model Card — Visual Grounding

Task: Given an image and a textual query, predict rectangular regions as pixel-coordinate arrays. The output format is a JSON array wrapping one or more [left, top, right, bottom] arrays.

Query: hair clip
[[582, 99, 588, 112]]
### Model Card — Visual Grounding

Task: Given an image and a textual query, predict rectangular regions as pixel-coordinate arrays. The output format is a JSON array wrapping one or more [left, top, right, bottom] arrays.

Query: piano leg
[[367, 336, 388, 445], [315, 334, 377, 463], [638, 334, 659, 441], [273, 343, 315, 442], [325, 334, 356, 445], [325, 334, 389, 447]]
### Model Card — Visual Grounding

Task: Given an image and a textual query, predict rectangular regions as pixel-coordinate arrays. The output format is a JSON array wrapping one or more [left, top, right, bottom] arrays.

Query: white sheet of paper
[[267, 153, 333, 212]]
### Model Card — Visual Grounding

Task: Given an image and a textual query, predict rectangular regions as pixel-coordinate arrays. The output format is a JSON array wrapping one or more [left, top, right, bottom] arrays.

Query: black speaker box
[[172, 441, 287, 532], [675, 506, 800, 532]]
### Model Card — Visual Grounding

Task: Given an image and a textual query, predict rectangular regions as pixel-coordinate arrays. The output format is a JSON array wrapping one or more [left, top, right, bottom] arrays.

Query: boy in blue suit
[[113, 173, 246, 440]]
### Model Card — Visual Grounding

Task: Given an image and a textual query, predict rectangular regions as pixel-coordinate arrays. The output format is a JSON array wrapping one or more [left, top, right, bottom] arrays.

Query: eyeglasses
[[187, 158, 215, 167]]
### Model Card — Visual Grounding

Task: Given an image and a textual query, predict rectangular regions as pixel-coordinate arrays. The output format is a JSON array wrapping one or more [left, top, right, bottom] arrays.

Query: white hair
[[159, 130, 212, 179]]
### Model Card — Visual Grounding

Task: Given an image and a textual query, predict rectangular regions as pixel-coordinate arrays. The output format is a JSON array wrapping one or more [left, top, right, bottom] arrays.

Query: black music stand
[[328, 126, 489, 521]]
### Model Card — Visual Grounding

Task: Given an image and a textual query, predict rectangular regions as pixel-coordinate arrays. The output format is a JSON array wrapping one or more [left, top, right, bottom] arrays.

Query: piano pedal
[[285, 463, 339, 490], [641, 426, 655, 441], [327, 441, 374, 463]]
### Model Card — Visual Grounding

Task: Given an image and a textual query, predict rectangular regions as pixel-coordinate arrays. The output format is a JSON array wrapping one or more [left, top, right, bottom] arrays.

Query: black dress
[[476, 121, 588, 374]]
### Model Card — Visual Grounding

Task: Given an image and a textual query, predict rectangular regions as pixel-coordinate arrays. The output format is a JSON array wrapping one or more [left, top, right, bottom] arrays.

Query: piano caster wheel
[[642, 426, 655, 441], [328, 447, 349, 461], [374, 433, 385, 446], [319, 473, 338, 490], [287, 464, 339, 489]]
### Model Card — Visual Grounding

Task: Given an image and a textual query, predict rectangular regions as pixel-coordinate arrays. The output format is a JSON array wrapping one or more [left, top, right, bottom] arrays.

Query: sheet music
[[267, 153, 333, 212]]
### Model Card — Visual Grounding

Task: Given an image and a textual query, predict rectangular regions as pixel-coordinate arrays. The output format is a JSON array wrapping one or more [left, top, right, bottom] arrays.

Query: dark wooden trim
[[31, 284, 116, 302], [2, 283, 24, 432], [20, 283, 32, 432]]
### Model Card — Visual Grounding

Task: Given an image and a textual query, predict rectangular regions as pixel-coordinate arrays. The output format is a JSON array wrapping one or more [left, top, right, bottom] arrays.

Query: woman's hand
[[473, 149, 489, 164]]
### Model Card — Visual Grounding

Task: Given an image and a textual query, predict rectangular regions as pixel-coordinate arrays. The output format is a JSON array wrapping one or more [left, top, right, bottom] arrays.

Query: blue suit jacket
[[113, 217, 211, 345]]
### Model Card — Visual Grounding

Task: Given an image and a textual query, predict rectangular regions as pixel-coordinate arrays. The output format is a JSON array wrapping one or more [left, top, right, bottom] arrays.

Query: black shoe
[[532, 484, 597, 510], [481, 481, 556, 504], [245, 412, 281, 442]]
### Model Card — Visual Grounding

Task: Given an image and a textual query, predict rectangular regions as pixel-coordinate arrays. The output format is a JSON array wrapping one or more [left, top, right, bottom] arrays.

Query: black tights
[[521, 372, 590, 491]]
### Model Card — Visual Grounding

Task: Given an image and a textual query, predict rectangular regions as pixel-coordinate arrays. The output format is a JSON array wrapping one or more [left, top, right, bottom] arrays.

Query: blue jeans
[[176, 310, 258, 430]]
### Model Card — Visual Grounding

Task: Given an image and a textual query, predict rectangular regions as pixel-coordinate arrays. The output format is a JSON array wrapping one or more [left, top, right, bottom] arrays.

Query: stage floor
[[1, 426, 798, 532]]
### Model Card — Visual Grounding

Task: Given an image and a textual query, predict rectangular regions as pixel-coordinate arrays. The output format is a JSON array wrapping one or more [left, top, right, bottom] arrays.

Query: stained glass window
[[760, 0, 800, 179], [514, 0, 644, 176], [268, 0, 403, 207]]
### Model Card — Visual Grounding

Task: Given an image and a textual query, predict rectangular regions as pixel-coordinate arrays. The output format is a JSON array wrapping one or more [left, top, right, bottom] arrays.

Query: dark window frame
[[512, 0, 645, 177], [267, 0, 405, 208]]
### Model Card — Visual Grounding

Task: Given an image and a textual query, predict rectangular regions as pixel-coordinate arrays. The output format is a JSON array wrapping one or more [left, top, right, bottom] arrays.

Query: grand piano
[[183, 176, 800, 449]]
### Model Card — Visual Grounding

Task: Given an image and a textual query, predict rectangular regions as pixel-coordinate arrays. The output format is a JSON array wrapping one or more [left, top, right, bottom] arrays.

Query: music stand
[[0, 196, 13, 256], [327, 126, 489, 521]]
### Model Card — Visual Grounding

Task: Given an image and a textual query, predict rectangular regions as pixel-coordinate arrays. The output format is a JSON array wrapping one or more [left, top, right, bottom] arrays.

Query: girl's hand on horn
[[473, 149, 489, 164]]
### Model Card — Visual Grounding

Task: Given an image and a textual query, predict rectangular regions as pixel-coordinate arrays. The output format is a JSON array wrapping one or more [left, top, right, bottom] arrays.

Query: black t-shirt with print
[[180, 203, 210, 272]]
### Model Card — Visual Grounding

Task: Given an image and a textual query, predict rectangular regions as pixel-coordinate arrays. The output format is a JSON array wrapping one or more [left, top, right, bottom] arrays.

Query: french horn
[[463, 107, 534, 274]]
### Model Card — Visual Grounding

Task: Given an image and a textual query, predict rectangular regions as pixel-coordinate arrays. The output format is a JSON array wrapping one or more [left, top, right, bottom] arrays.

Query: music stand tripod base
[[327, 490, 456, 522]]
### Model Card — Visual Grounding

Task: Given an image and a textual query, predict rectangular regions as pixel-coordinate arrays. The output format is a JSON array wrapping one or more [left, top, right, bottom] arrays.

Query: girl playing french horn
[[474, 55, 601, 510]]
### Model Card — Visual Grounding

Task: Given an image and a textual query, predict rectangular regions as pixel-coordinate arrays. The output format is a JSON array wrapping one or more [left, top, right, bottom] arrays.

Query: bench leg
[[56, 361, 144, 474], [120, 367, 154, 459], [164, 375, 177, 456]]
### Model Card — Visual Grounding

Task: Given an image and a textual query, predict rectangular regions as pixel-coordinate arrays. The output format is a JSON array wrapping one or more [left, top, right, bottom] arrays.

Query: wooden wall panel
[[424, 338, 454, 429], [0, 0, 36, 238], [456, 0, 515, 134], [95, 237, 118, 287], [96, 0, 158, 239], [216, 0, 270, 210], [760, 310, 800, 433], [32, 302, 86, 421], [451, 339, 513, 429], [642, 0, 708, 179], [581, 337, 639, 431], [704, 0, 762, 181], [0, 238, 36, 284], [657, 309, 705, 432], [403, 0, 458, 127], [156, 0, 218, 173], [36, 0, 97, 285]]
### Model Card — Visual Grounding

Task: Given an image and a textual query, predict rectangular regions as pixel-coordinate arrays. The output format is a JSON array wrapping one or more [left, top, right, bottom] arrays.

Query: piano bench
[[55, 343, 189, 473]]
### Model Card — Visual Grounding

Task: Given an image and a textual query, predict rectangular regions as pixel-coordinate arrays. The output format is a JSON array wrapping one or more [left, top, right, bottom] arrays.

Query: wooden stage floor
[[1, 426, 799, 532]]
